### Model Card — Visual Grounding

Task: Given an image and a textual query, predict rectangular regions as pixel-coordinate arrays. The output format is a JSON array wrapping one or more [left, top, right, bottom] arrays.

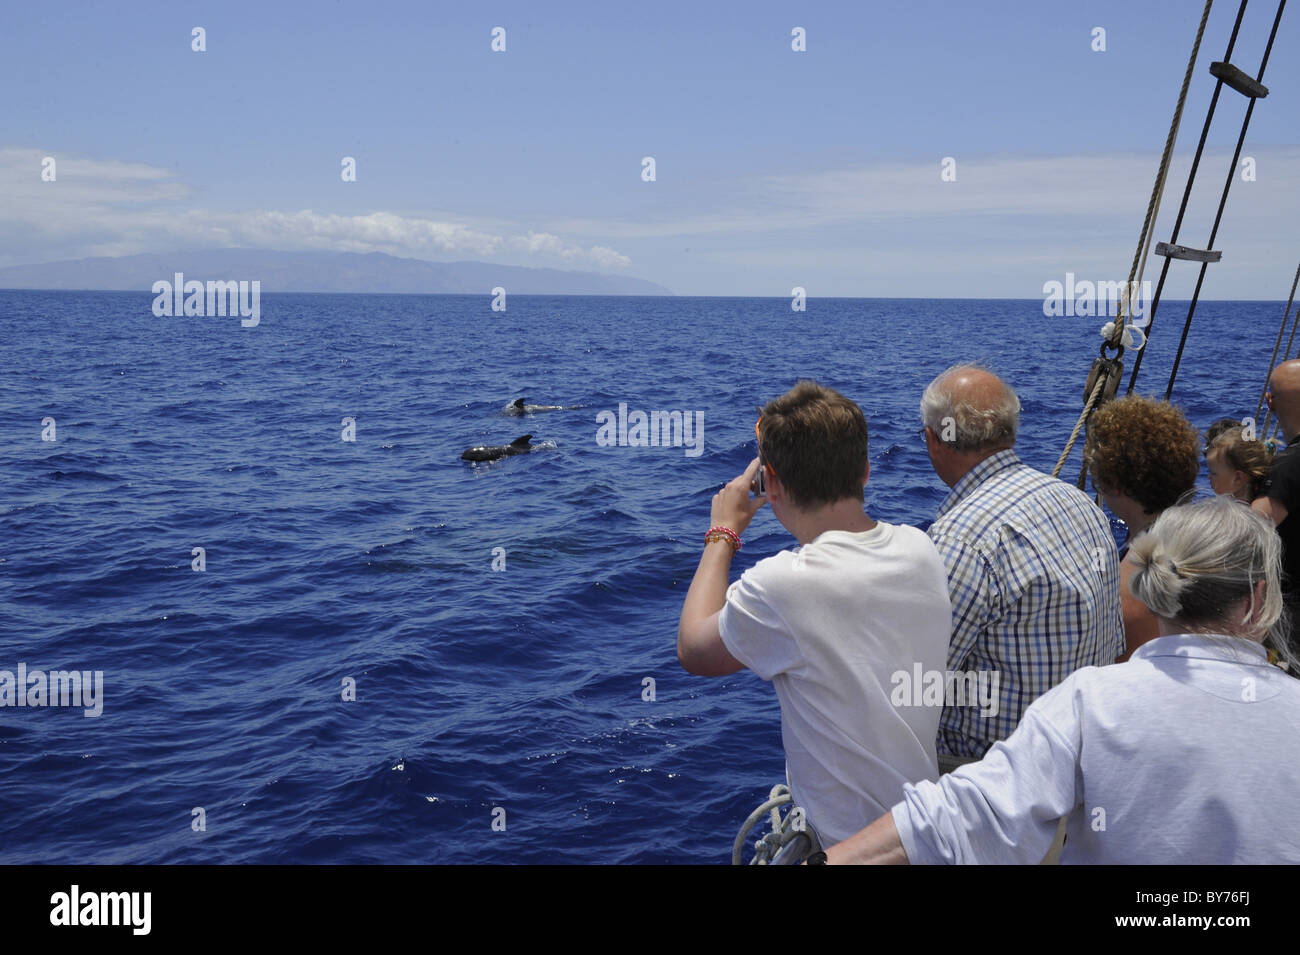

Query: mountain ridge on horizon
[[0, 249, 674, 296]]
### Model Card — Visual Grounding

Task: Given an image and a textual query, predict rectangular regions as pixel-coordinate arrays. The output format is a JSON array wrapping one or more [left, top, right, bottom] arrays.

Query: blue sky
[[3, 0, 1297, 297]]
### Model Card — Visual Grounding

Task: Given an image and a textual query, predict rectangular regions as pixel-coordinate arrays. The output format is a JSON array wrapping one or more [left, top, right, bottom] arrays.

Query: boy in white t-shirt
[[677, 381, 953, 846]]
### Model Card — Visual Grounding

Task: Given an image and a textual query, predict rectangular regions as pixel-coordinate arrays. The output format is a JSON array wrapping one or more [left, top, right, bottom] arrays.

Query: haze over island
[[0, 250, 673, 296]]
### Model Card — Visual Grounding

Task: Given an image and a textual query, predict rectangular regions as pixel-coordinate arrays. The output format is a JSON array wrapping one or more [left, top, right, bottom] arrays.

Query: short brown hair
[[759, 381, 869, 508], [1085, 395, 1199, 515], [1203, 417, 1243, 450]]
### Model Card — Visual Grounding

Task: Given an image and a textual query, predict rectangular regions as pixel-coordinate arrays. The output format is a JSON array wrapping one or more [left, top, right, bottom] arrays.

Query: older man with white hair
[[919, 364, 1123, 769]]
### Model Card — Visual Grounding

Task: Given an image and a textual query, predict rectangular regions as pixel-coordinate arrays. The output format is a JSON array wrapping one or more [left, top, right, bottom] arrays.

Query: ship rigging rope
[[1050, 0, 1214, 480], [1256, 259, 1300, 440], [1125, 0, 1249, 397], [1113, 0, 1215, 344]]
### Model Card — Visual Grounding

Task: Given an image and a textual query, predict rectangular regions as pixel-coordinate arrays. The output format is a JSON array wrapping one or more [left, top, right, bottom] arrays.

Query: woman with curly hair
[[1085, 395, 1200, 661]]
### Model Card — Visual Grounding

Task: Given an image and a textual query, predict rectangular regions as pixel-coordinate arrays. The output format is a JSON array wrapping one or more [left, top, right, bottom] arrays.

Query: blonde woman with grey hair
[[822, 496, 1300, 864]]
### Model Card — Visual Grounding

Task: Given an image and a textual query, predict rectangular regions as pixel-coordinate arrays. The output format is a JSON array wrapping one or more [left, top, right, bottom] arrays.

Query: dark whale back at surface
[[461, 434, 534, 462], [504, 397, 568, 415]]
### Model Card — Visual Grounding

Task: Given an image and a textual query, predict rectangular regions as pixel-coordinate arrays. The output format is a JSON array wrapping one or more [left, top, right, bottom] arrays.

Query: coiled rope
[[732, 783, 821, 865]]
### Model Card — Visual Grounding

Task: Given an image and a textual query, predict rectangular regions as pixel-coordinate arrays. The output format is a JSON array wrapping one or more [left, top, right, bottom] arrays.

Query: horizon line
[[0, 286, 1290, 304]]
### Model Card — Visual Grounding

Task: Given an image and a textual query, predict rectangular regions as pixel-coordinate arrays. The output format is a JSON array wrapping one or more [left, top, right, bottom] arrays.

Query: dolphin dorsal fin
[[511, 398, 526, 408], [511, 435, 533, 446]]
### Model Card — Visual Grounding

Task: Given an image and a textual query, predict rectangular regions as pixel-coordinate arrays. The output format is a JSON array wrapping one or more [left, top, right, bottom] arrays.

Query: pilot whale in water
[[461, 434, 537, 462], [504, 397, 568, 415]]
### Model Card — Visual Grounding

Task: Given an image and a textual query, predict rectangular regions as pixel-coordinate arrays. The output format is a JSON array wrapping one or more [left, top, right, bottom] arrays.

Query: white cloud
[[6, 144, 1295, 295], [588, 245, 631, 268], [203, 209, 506, 257], [500, 232, 630, 268], [508, 231, 573, 257], [543, 148, 1300, 296], [0, 148, 632, 270], [550, 148, 1300, 240]]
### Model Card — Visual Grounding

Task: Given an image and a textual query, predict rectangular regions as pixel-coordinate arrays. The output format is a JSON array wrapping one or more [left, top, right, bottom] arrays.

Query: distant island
[[0, 249, 673, 296]]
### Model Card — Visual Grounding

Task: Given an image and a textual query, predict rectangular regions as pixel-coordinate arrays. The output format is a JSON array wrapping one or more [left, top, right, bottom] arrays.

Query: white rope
[[1100, 321, 1146, 352], [731, 785, 790, 865], [731, 784, 821, 865]]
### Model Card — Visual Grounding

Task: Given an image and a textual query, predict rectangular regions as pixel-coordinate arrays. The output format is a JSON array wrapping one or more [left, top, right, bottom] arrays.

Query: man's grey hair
[[919, 363, 1020, 452]]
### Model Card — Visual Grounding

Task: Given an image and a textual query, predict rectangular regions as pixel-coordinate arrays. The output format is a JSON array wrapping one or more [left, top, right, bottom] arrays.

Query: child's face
[[1206, 450, 1247, 499]]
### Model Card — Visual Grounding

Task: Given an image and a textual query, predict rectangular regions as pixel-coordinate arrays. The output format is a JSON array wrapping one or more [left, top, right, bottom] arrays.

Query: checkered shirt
[[927, 449, 1124, 757]]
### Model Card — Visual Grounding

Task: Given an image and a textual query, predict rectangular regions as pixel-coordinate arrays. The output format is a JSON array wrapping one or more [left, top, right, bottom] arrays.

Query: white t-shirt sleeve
[[718, 557, 804, 680], [892, 675, 1084, 864]]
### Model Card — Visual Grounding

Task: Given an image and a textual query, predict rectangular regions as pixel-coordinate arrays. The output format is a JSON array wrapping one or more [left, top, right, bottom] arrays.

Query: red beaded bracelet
[[705, 525, 742, 551]]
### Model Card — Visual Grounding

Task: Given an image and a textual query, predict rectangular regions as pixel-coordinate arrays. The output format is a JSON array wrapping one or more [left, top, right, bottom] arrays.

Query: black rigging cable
[[1124, 0, 1251, 395], [1163, 0, 1287, 400]]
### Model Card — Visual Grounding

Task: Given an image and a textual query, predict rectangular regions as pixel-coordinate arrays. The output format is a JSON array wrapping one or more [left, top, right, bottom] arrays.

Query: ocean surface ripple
[[0, 291, 1278, 863]]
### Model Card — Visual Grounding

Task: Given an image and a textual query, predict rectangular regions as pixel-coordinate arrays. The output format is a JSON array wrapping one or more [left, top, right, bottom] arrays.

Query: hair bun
[[1126, 542, 1185, 619]]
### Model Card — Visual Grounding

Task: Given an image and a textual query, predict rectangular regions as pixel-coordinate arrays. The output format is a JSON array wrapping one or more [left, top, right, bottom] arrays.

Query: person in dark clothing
[[1253, 359, 1300, 666]]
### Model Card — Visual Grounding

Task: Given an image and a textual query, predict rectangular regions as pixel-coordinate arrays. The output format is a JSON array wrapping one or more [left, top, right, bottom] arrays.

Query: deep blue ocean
[[0, 291, 1286, 864]]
